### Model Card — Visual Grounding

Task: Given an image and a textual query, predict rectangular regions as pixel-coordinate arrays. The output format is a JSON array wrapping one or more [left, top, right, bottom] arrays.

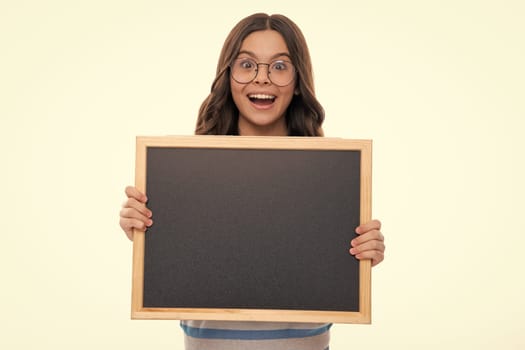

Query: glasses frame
[[230, 58, 296, 87]]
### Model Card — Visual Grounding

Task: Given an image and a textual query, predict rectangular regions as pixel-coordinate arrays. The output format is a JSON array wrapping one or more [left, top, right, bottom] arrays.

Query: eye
[[237, 58, 256, 70], [271, 60, 289, 71]]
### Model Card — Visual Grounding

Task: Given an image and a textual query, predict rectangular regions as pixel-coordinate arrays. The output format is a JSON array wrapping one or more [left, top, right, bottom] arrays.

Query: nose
[[253, 63, 271, 85]]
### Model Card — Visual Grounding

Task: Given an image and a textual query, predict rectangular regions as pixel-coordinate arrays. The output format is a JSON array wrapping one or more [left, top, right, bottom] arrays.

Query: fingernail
[[147, 219, 153, 227]]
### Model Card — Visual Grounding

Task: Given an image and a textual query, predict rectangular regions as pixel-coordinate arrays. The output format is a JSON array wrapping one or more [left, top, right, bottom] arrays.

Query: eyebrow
[[237, 50, 291, 61]]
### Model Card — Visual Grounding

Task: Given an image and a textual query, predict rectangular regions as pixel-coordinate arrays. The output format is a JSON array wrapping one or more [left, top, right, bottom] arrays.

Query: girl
[[120, 13, 385, 350]]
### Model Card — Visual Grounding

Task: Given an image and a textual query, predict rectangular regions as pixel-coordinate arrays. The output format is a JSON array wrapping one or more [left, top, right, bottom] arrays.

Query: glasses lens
[[231, 58, 257, 84], [269, 60, 295, 86]]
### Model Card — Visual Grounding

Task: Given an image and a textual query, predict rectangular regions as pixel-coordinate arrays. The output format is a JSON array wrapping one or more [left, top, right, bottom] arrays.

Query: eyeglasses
[[230, 58, 296, 87]]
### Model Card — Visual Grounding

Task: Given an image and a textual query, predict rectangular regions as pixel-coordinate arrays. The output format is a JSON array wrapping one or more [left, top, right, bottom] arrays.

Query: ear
[[294, 88, 300, 95]]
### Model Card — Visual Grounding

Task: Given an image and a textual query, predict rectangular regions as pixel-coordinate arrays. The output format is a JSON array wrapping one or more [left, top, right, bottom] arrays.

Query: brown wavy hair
[[195, 13, 324, 136]]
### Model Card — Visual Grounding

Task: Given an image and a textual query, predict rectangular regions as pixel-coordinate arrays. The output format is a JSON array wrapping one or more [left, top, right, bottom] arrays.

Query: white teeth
[[249, 94, 275, 100]]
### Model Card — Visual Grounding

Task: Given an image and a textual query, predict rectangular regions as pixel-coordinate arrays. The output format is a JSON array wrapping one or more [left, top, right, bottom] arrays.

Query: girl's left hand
[[349, 219, 385, 267]]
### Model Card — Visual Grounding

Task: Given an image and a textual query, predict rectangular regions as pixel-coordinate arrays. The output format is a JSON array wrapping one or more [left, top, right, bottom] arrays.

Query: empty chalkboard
[[131, 136, 372, 323]]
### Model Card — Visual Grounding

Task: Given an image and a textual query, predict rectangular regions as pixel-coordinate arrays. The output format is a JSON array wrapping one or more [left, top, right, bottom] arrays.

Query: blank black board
[[131, 136, 372, 323]]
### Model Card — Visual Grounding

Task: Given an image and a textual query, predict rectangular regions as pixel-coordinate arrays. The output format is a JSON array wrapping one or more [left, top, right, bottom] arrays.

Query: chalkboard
[[131, 136, 372, 323]]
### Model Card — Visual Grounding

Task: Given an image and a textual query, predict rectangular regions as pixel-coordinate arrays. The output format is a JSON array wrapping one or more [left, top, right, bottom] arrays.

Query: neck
[[238, 120, 288, 137]]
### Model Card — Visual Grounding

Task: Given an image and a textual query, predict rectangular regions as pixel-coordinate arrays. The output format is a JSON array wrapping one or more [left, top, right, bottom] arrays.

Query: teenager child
[[119, 12, 385, 350]]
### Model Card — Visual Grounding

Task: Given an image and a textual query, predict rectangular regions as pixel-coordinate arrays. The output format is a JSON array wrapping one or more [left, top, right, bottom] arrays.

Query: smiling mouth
[[248, 93, 276, 105]]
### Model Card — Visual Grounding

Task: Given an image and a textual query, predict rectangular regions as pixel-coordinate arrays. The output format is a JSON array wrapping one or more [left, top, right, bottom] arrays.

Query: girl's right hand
[[119, 186, 153, 241]]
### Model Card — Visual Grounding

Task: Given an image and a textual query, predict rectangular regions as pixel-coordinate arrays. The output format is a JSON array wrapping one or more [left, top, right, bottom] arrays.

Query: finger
[[355, 219, 381, 235], [119, 216, 149, 232], [125, 186, 148, 203], [351, 229, 384, 247], [120, 207, 153, 227], [119, 217, 149, 241], [350, 238, 385, 254], [353, 250, 385, 267], [122, 197, 152, 218]]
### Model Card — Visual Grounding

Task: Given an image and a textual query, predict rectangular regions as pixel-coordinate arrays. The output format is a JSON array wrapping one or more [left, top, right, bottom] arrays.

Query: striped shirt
[[181, 320, 331, 350]]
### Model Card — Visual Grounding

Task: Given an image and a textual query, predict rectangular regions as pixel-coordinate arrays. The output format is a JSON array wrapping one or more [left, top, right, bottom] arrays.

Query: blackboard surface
[[131, 136, 372, 323], [144, 148, 361, 311]]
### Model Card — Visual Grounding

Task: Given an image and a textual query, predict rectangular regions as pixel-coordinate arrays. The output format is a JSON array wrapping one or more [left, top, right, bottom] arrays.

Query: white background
[[1, 1, 524, 349]]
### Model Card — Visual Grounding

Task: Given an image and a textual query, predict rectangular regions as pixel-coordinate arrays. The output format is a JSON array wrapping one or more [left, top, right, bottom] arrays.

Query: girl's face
[[231, 30, 296, 136]]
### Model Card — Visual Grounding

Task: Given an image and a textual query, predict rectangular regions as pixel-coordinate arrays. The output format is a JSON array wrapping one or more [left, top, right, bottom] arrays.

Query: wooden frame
[[131, 135, 372, 323]]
